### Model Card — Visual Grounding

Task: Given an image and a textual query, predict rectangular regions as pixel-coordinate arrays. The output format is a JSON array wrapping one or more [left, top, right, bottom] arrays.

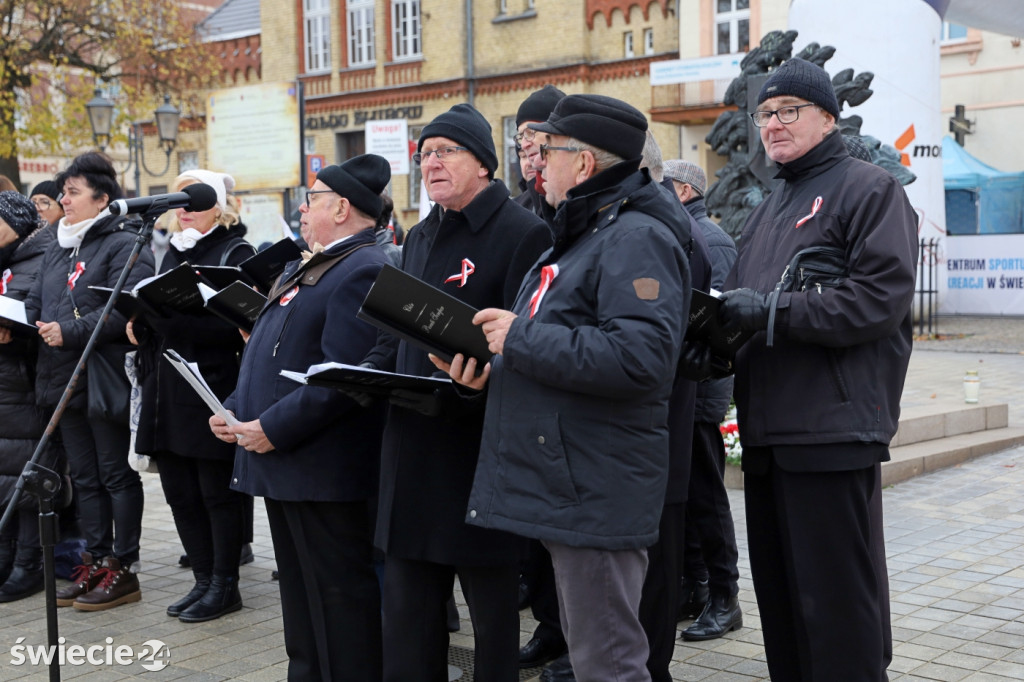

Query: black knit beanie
[[758, 57, 840, 120], [31, 180, 61, 201], [418, 104, 498, 173], [529, 94, 648, 161], [0, 191, 40, 238], [316, 154, 392, 219], [516, 85, 567, 127]]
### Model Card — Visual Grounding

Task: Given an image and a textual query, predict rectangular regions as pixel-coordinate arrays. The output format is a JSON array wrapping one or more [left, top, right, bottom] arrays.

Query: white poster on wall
[[365, 120, 410, 176], [940, 235, 1024, 315]]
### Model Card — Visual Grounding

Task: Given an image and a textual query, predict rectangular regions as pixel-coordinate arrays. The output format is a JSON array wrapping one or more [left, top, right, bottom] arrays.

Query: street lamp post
[[85, 89, 181, 197]]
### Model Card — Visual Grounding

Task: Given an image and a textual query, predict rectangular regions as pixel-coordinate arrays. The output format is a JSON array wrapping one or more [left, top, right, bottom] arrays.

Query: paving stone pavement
[[0, 317, 1022, 680]]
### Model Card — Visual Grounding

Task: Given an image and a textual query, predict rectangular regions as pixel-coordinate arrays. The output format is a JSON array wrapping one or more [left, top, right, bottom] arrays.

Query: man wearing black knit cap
[[362, 103, 551, 681], [685, 57, 916, 680], [210, 154, 392, 681], [513, 84, 565, 221], [435, 94, 690, 681]]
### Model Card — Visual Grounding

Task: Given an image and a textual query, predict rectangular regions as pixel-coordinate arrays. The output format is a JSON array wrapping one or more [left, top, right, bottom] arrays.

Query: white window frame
[[348, 0, 375, 67], [392, 0, 422, 61], [644, 28, 654, 55], [715, 0, 750, 55], [304, 0, 331, 73], [624, 31, 634, 58], [941, 22, 969, 44]]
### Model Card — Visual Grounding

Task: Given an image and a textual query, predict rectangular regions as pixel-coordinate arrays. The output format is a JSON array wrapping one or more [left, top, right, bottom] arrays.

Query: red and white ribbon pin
[[0, 268, 11, 295], [795, 196, 823, 229], [67, 261, 86, 290], [528, 264, 559, 319], [444, 258, 476, 288], [279, 285, 300, 306]]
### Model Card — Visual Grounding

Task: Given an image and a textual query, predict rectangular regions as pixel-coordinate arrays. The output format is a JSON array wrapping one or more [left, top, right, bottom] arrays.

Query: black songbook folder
[[197, 282, 267, 334], [89, 263, 204, 320], [357, 264, 492, 366], [280, 362, 449, 396], [685, 288, 753, 357], [194, 238, 301, 294]]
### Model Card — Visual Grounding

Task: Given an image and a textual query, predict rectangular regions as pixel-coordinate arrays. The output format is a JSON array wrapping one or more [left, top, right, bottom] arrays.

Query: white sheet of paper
[[163, 349, 240, 426]]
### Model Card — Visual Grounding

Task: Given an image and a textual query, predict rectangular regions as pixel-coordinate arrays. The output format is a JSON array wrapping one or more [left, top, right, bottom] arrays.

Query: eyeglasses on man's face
[[514, 128, 538, 144], [750, 103, 817, 128], [412, 146, 468, 166], [539, 144, 582, 161], [305, 189, 336, 206]]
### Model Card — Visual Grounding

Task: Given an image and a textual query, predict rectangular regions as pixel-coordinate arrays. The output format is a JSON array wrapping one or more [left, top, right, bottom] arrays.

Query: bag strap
[[219, 240, 256, 267]]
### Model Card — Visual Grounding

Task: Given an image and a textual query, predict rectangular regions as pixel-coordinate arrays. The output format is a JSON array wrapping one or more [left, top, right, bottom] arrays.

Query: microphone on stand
[[109, 183, 218, 216]]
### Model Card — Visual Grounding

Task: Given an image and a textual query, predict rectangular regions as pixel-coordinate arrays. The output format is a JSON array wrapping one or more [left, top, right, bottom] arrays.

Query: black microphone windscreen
[[183, 183, 218, 212]]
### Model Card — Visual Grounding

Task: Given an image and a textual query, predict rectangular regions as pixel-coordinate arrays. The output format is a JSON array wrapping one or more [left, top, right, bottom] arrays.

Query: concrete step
[[881, 426, 1024, 487], [891, 402, 1008, 447]]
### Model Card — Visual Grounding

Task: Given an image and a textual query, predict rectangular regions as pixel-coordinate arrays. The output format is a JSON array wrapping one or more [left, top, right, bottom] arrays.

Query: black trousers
[[59, 408, 142, 564], [523, 540, 565, 646], [265, 498, 382, 682], [745, 459, 891, 682], [682, 421, 740, 596], [157, 452, 247, 578], [382, 555, 520, 682], [639, 502, 685, 682]]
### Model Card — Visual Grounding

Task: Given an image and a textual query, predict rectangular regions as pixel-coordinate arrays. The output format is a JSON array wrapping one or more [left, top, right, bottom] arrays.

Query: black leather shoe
[[239, 543, 254, 566], [178, 575, 242, 623], [677, 577, 709, 621], [540, 653, 575, 682], [518, 577, 531, 610], [519, 636, 567, 669], [178, 554, 190, 568], [680, 592, 742, 641], [0, 564, 44, 602], [166, 574, 211, 617]]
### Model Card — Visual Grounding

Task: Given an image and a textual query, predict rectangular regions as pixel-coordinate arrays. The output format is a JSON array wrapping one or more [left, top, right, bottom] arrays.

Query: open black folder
[[357, 264, 492, 366], [281, 362, 449, 396], [196, 238, 302, 293], [685, 288, 753, 357], [197, 282, 266, 334], [89, 263, 206, 320]]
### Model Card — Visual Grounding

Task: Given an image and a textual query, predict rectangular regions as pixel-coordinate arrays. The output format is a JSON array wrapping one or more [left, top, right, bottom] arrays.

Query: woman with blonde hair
[[128, 170, 256, 622]]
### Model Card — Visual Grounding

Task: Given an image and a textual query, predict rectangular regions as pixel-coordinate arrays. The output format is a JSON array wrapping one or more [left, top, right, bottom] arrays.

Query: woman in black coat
[[0, 192, 60, 602], [23, 152, 155, 611], [128, 170, 256, 623]]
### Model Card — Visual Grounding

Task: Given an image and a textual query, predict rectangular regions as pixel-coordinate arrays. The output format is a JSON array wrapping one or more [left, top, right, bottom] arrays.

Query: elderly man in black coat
[[210, 155, 392, 682], [362, 103, 551, 682]]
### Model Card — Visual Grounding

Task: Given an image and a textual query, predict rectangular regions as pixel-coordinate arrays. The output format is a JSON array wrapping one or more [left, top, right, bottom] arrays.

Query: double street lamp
[[85, 89, 181, 196]]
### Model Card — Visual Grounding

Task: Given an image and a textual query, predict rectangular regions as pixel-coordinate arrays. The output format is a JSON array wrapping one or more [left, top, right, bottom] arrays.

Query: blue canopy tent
[[943, 136, 1024, 235]]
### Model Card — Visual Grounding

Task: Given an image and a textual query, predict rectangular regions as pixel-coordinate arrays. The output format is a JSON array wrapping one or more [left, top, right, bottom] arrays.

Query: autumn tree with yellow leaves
[[0, 0, 223, 187]]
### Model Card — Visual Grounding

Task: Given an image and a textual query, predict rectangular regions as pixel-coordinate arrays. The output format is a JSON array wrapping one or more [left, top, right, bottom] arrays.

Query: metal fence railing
[[917, 237, 940, 337]]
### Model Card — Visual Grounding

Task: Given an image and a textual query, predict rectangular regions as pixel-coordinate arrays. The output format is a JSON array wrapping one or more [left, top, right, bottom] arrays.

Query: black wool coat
[[364, 180, 552, 566], [134, 224, 256, 461], [0, 225, 61, 508]]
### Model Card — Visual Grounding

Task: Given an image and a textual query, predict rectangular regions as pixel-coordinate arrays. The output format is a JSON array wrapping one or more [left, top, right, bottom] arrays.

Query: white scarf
[[169, 225, 221, 252], [57, 209, 111, 249]]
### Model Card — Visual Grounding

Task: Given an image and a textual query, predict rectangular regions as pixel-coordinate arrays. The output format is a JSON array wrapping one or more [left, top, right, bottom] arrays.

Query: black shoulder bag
[[766, 245, 849, 347]]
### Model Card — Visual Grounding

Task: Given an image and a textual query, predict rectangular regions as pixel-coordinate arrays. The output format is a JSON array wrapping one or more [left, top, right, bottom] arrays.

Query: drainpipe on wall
[[465, 0, 475, 106]]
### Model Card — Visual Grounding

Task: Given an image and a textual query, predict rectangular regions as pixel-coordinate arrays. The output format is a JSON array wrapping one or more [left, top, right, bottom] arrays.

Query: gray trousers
[[544, 541, 651, 682]]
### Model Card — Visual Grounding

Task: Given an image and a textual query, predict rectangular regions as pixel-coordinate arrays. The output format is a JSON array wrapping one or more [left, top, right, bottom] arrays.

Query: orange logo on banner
[[894, 125, 916, 167]]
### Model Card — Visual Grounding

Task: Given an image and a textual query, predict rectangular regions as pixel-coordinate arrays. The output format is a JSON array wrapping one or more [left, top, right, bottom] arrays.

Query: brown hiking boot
[[56, 552, 101, 607], [72, 557, 141, 611]]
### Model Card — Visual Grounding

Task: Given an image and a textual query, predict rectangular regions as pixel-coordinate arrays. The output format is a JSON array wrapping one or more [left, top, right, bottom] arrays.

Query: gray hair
[[568, 137, 625, 174]]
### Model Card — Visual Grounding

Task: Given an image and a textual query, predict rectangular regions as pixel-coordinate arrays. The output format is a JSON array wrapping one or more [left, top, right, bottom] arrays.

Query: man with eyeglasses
[[512, 85, 565, 225], [685, 57, 917, 680], [361, 103, 550, 682], [210, 155, 392, 680], [434, 94, 690, 681]]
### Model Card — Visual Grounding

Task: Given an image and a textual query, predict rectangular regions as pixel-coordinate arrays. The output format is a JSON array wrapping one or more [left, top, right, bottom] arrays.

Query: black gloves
[[389, 388, 442, 417], [341, 363, 379, 408], [719, 288, 771, 335], [677, 341, 734, 381]]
